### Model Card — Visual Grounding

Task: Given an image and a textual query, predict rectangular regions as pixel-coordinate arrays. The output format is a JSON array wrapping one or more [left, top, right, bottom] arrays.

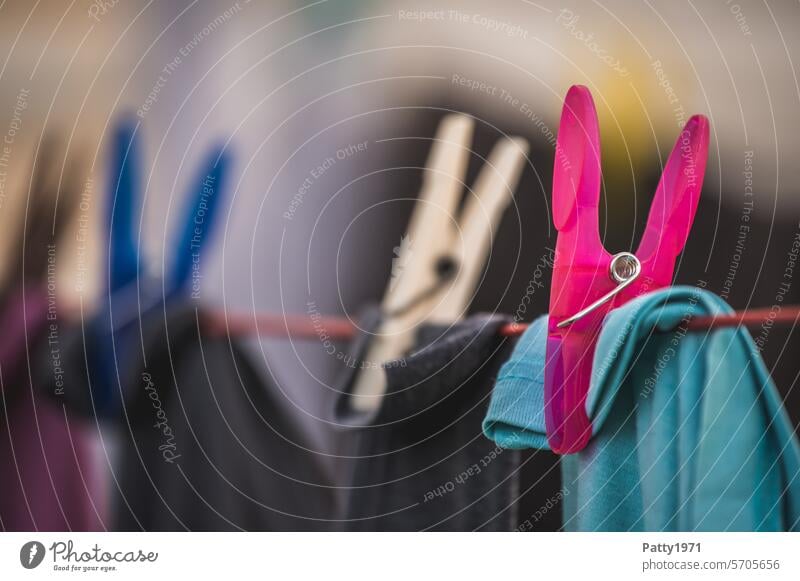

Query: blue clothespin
[[108, 116, 143, 293], [88, 116, 232, 416], [170, 144, 231, 295]]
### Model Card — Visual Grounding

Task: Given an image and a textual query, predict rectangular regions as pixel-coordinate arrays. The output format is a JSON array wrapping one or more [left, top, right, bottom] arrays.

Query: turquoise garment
[[483, 286, 800, 531]]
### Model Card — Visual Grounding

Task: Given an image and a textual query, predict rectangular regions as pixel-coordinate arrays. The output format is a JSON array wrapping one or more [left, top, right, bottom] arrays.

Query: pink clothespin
[[545, 85, 709, 454]]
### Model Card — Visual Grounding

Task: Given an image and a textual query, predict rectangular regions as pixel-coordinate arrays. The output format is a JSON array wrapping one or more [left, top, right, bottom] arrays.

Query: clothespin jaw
[[633, 114, 709, 289], [107, 116, 143, 294], [87, 116, 145, 416], [170, 144, 232, 294], [107, 119, 233, 297], [545, 85, 709, 454]]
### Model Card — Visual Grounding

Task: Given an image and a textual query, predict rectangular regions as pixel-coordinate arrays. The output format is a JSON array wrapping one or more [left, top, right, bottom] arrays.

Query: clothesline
[[203, 306, 800, 340]]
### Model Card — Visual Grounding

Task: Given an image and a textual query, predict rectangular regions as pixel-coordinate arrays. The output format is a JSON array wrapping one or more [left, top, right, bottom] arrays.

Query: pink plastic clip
[[545, 85, 709, 454]]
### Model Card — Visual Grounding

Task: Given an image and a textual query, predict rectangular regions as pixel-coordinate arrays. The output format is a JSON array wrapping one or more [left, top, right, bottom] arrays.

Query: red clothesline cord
[[204, 306, 800, 340]]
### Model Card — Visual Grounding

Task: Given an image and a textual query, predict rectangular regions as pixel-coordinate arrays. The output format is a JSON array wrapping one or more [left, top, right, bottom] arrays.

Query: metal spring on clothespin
[[557, 252, 641, 329]]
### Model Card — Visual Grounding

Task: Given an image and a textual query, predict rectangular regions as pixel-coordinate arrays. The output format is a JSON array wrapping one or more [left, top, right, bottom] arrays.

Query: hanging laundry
[[335, 311, 560, 531], [31, 120, 335, 531], [483, 286, 800, 531], [109, 303, 336, 531]]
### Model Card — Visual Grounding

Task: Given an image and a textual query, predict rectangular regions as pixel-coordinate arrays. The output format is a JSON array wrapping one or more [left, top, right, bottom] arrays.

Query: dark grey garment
[[334, 313, 560, 531], [113, 303, 337, 531]]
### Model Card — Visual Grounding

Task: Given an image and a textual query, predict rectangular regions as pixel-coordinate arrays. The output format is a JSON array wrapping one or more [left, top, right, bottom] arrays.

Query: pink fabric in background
[[0, 290, 104, 531]]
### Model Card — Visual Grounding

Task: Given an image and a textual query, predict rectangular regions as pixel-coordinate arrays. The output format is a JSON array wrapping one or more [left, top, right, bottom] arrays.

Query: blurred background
[[1, 0, 799, 528]]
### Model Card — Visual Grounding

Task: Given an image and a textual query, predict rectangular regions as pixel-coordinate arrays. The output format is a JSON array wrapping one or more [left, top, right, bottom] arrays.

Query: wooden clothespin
[[350, 114, 528, 412]]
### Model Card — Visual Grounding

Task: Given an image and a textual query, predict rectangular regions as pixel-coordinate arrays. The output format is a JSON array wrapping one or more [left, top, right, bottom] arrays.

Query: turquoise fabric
[[483, 286, 800, 531]]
